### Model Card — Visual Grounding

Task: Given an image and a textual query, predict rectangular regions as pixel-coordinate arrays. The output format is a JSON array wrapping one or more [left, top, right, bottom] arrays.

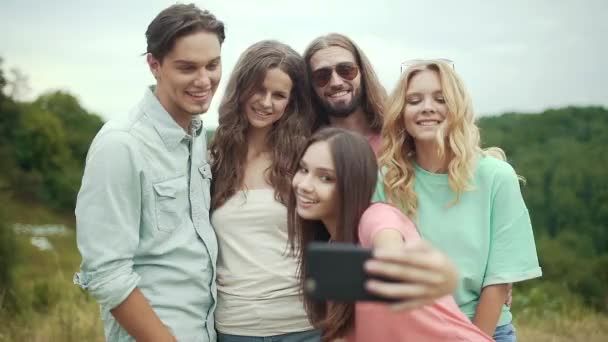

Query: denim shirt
[[74, 87, 218, 341]]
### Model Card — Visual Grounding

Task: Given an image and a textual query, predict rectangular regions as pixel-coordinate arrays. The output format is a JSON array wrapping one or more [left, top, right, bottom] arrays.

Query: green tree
[[479, 106, 608, 311], [11, 104, 79, 208], [0, 57, 6, 99], [34, 91, 103, 166], [0, 197, 17, 312], [0, 59, 20, 191]]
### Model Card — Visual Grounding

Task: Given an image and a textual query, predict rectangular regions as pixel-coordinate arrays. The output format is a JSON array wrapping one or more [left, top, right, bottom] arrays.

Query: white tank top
[[211, 189, 312, 336]]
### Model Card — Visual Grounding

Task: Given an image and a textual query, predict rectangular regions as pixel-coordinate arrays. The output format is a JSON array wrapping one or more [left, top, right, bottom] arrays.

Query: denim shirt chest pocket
[[153, 176, 188, 232], [198, 163, 212, 210]]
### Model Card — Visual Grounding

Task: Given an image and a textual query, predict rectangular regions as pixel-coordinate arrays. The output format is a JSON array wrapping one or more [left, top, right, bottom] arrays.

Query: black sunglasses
[[311, 62, 359, 88]]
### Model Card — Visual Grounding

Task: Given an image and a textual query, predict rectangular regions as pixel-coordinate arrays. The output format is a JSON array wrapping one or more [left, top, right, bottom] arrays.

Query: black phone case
[[304, 241, 396, 302]]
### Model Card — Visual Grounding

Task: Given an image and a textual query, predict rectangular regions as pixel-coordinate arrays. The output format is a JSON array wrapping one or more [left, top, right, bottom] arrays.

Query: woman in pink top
[[288, 127, 493, 341]]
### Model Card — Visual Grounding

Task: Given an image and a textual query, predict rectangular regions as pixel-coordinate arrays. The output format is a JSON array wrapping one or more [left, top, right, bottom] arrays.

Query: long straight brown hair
[[210, 40, 314, 210], [287, 127, 378, 341]]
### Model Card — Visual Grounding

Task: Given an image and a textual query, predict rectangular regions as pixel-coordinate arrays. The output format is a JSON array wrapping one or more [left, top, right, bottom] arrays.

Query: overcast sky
[[1, 0, 606, 127]]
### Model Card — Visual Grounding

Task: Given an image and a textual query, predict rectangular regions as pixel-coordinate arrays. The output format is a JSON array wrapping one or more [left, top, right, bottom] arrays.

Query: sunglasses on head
[[311, 62, 359, 88], [400, 58, 455, 73]]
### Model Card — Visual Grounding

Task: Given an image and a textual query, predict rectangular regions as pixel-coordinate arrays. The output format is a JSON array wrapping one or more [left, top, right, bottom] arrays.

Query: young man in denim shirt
[[74, 4, 224, 341]]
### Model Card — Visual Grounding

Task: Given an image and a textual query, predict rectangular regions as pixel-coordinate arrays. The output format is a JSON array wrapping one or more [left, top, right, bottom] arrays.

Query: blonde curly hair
[[378, 60, 505, 217]]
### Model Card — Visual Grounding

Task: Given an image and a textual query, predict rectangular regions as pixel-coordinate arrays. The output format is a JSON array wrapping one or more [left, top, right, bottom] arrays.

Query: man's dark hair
[[145, 3, 225, 63]]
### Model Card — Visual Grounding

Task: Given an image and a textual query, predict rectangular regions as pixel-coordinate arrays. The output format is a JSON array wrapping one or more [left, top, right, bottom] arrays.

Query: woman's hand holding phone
[[364, 239, 459, 311]]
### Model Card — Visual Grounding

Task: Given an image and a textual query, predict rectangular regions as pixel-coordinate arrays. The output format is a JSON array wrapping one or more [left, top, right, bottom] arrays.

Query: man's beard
[[319, 87, 363, 119]]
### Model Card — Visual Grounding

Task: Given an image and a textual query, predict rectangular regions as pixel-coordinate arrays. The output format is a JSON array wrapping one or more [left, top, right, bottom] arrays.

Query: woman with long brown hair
[[288, 127, 493, 341], [209, 40, 318, 341]]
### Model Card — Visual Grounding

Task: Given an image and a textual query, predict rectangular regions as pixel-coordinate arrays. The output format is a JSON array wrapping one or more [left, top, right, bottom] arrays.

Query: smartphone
[[304, 241, 397, 302]]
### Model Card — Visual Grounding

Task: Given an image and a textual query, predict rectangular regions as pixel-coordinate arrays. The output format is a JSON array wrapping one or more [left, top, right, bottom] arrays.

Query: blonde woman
[[374, 60, 542, 342]]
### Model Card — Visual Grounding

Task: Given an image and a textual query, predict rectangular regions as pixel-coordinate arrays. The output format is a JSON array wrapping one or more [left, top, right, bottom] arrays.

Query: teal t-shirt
[[373, 155, 542, 327]]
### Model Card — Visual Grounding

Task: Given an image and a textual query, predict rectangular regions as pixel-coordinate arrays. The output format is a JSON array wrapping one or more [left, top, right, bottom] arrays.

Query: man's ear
[[147, 53, 161, 80]]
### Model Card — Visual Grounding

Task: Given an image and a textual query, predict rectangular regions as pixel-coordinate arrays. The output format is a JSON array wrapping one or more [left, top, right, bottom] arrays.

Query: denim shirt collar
[[141, 86, 203, 150]]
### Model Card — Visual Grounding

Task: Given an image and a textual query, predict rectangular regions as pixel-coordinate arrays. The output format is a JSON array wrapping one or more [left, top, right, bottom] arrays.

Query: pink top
[[346, 203, 493, 342], [366, 133, 382, 156]]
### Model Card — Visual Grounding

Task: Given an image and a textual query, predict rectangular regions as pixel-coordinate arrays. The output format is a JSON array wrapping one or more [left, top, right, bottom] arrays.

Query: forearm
[[111, 288, 175, 342], [472, 283, 510, 337], [366, 232, 458, 310]]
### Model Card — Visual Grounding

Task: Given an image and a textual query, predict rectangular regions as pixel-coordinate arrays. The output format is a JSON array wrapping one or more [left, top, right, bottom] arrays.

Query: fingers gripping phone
[[304, 242, 397, 302]]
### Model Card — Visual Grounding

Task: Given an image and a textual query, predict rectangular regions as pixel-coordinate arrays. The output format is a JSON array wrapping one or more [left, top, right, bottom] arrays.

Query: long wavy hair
[[287, 127, 378, 341], [379, 60, 506, 217], [303, 33, 386, 132], [210, 40, 314, 210]]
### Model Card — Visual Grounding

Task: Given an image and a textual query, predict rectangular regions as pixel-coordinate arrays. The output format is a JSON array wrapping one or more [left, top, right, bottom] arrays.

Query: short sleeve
[[358, 203, 419, 248], [483, 163, 542, 287]]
